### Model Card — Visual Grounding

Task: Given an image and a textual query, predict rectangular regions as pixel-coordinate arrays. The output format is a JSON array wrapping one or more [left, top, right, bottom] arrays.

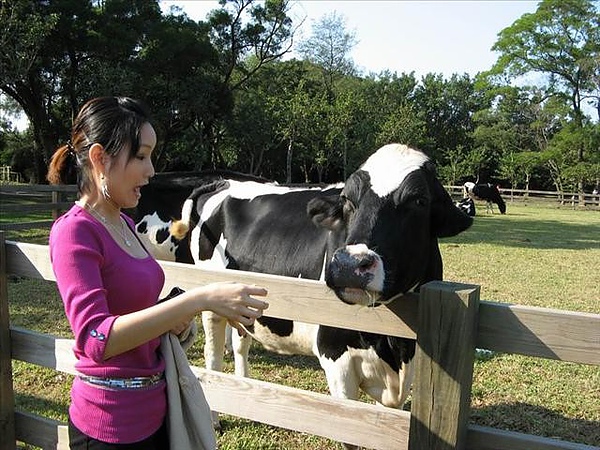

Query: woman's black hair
[[47, 97, 152, 192]]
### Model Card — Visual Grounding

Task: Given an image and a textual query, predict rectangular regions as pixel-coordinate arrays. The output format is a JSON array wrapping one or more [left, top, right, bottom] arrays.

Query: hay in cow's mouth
[[337, 287, 383, 307]]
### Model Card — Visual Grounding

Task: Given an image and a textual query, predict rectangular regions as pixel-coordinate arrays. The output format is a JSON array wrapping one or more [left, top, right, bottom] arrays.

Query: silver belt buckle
[[79, 373, 163, 389]]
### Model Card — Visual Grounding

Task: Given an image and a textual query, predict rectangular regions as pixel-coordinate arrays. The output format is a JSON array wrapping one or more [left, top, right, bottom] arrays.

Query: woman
[[47, 96, 268, 449]]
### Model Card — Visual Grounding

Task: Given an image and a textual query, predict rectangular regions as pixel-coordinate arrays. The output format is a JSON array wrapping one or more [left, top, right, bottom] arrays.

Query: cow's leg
[[398, 359, 414, 407], [320, 356, 360, 401], [319, 356, 362, 450], [231, 328, 252, 377], [201, 313, 251, 377], [202, 311, 227, 371], [224, 323, 233, 355], [201, 311, 228, 429]]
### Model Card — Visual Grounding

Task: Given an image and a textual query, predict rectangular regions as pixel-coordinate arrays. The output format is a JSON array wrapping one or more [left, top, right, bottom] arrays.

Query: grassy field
[[5, 201, 600, 449]]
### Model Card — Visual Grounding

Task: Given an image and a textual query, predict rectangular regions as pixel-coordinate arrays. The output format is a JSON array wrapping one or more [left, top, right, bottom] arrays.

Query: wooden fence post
[[408, 281, 480, 450], [0, 232, 16, 450], [52, 189, 61, 221]]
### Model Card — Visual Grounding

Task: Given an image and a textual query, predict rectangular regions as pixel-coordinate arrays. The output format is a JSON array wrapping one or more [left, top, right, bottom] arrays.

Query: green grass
[[7, 202, 600, 449], [440, 205, 599, 312]]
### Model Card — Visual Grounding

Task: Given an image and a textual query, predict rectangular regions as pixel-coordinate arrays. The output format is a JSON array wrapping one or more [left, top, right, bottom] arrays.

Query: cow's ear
[[307, 196, 344, 231], [430, 180, 473, 237]]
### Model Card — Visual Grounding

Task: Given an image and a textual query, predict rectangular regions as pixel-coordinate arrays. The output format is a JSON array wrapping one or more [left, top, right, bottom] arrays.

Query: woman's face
[[106, 122, 156, 209]]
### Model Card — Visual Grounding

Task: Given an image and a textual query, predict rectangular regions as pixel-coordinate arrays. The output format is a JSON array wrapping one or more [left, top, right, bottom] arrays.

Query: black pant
[[68, 418, 169, 450]]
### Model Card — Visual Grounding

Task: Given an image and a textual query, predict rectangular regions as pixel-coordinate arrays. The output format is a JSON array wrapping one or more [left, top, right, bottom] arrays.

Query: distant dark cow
[[463, 181, 506, 214], [455, 197, 476, 216], [172, 144, 472, 428]]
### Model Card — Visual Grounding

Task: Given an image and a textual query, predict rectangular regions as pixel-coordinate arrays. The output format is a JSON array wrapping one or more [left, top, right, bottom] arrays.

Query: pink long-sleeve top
[[49, 204, 166, 443]]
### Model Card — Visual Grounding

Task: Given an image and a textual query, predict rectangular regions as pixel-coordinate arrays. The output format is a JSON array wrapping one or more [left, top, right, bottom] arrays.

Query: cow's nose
[[356, 253, 376, 270], [328, 247, 376, 288]]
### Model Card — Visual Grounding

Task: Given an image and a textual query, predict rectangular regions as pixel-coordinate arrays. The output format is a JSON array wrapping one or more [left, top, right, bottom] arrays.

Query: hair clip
[[66, 140, 77, 159]]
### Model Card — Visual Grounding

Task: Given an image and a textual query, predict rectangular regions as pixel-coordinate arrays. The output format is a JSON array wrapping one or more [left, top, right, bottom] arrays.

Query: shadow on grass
[[471, 401, 600, 447], [247, 345, 322, 372], [14, 392, 68, 422], [444, 214, 600, 250]]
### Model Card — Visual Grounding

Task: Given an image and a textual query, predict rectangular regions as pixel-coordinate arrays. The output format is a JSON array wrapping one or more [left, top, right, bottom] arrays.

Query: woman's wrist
[[187, 286, 210, 314]]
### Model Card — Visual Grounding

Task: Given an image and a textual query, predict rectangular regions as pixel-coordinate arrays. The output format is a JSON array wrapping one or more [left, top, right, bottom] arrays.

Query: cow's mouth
[[337, 287, 383, 307]]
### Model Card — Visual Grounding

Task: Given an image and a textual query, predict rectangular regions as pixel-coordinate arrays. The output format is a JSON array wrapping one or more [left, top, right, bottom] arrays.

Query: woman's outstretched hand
[[198, 282, 269, 333]]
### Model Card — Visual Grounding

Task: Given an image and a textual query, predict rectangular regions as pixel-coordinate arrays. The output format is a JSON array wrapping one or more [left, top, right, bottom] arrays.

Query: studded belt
[[78, 372, 164, 390]]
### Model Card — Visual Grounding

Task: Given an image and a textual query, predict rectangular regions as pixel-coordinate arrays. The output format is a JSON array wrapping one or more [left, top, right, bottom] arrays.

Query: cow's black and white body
[[172, 144, 473, 423], [126, 170, 271, 263], [463, 181, 506, 214]]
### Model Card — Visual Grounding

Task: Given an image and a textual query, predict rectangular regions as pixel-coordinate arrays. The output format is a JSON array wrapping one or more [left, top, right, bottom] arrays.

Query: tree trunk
[[32, 112, 59, 184], [286, 137, 293, 184], [342, 139, 347, 180]]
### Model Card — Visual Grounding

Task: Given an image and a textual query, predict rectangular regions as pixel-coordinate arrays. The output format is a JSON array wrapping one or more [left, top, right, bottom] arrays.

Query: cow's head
[[307, 144, 472, 306]]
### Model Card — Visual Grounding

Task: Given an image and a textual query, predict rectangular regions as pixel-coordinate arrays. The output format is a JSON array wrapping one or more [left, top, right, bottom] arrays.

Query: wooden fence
[[0, 167, 22, 184], [1, 233, 599, 449], [445, 185, 600, 208], [0, 184, 77, 231]]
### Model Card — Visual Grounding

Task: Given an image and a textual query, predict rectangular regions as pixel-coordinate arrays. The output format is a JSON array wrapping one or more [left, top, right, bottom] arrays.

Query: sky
[[160, 0, 540, 78]]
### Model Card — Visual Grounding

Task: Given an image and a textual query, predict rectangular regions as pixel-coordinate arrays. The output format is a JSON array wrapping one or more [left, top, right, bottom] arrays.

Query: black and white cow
[[171, 144, 473, 421], [463, 181, 506, 214], [125, 170, 271, 263]]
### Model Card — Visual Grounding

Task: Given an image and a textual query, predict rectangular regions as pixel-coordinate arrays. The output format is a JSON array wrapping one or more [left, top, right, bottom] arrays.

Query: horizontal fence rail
[[6, 241, 599, 365], [3, 238, 599, 450], [445, 185, 600, 207], [0, 184, 78, 231]]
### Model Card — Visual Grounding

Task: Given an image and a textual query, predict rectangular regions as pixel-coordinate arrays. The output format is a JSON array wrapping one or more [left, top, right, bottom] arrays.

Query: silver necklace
[[80, 202, 132, 247]]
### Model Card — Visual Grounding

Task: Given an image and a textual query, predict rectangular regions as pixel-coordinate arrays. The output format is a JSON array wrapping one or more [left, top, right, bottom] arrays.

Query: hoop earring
[[100, 173, 111, 200]]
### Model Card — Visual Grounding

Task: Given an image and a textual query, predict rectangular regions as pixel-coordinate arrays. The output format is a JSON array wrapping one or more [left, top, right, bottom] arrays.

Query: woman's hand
[[196, 282, 269, 332]]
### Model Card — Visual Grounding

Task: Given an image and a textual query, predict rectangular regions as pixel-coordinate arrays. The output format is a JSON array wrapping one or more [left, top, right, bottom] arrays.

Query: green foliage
[[489, 0, 600, 101], [414, 73, 485, 163], [485, 0, 599, 167]]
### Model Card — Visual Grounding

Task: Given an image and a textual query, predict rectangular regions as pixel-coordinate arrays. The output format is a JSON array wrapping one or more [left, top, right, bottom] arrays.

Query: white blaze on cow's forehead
[[346, 243, 369, 255], [361, 144, 429, 197]]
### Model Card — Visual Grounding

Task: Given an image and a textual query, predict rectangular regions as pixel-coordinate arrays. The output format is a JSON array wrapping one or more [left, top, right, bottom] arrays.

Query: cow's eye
[[414, 197, 428, 207]]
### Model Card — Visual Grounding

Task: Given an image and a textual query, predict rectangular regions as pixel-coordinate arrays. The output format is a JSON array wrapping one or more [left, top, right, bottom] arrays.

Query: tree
[[413, 73, 484, 166], [0, 0, 59, 181], [133, 13, 223, 172], [271, 62, 329, 182], [438, 145, 472, 186], [547, 122, 600, 192], [499, 151, 542, 194], [487, 0, 600, 163], [207, 0, 295, 91], [197, 0, 295, 167], [297, 11, 357, 96], [0, 0, 165, 181]]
